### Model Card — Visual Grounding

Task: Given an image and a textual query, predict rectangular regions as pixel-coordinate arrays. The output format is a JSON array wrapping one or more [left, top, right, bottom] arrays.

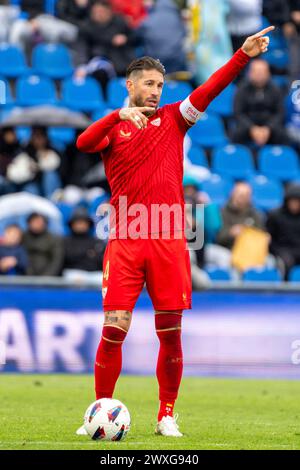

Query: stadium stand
[[1, 0, 300, 284], [16, 75, 57, 106], [32, 44, 74, 80], [211, 144, 255, 181], [242, 267, 282, 283], [0, 44, 28, 78], [188, 113, 228, 148], [61, 76, 105, 112], [258, 146, 300, 182]]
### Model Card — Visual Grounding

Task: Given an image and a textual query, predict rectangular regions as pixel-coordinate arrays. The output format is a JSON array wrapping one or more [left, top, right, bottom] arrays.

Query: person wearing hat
[[267, 184, 300, 277], [23, 212, 64, 276], [63, 207, 105, 280]]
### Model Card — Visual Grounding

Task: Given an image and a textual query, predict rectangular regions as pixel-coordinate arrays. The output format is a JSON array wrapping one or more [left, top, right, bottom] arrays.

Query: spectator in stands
[[263, 0, 300, 80], [288, 1, 300, 81], [23, 212, 64, 276], [6, 127, 61, 199], [232, 59, 288, 146], [228, 0, 262, 52], [137, 0, 187, 73], [10, 0, 78, 54], [110, 0, 147, 28], [75, 0, 135, 93], [0, 127, 22, 196], [193, 0, 233, 84], [60, 130, 100, 188], [0, 0, 20, 43], [0, 224, 28, 275], [56, 0, 91, 29], [266, 184, 300, 275], [63, 207, 105, 282], [216, 182, 265, 250]]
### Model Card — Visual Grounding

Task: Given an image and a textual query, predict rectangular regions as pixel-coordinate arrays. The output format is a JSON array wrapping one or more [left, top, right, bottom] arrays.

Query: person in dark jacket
[[0, 224, 28, 275], [0, 127, 22, 196], [217, 182, 265, 249], [63, 207, 105, 273], [60, 130, 100, 188], [10, 0, 78, 52], [23, 213, 64, 276], [232, 59, 288, 146], [56, 0, 91, 28], [75, 0, 135, 92], [266, 184, 300, 275]]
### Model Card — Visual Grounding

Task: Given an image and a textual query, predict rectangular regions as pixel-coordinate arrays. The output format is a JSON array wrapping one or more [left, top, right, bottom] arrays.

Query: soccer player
[[76, 26, 274, 437]]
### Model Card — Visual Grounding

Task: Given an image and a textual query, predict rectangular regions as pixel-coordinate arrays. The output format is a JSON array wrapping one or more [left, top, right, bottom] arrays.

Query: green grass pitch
[[0, 375, 300, 450]]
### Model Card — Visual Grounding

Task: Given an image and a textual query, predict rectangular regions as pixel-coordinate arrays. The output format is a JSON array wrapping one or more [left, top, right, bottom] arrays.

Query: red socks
[[155, 313, 183, 422], [95, 312, 183, 423], [94, 325, 127, 399]]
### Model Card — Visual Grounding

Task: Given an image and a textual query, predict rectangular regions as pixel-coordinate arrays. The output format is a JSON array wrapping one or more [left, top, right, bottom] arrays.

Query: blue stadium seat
[[272, 75, 289, 89], [92, 107, 108, 122], [48, 127, 76, 151], [0, 77, 14, 107], [0, 44, 28, 78], [212, 144, 255, 180], [187, 146, 209, 168], [45, 0, 57, 15], [288, 266, 300, 282], [188, 113, 228, 148], [264, 49, 289, 71], [15, 127, 31, 144], [258, 145, 300, 182], [250, 175, 283, 211], [205, 266, 232, 282], [160, 81, 193, 106], [16, 75, 57, 106], [32, 44, 73, 79], [207, 83, 236, 117], [107, 77, 128, 109], [62, 77, 105, 112], [201, 175, 233, 206], [243, 267, 282, 283]]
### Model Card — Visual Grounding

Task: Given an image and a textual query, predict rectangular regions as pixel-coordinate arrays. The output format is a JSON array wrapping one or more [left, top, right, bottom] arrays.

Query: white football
[[83, 398, 131, 441]]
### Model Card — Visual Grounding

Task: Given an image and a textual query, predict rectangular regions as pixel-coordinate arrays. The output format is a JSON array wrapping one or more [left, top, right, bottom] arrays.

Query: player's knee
[[155, 312, 182, 339], [102, 324, 127, 344]]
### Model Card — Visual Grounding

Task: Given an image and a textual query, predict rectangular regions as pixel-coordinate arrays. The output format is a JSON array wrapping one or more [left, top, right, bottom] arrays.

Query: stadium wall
[[1, 283, 300, 379]]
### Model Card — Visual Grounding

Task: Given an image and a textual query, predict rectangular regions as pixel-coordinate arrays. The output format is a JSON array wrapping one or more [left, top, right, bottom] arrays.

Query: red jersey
[[77, 49, 250, 239]]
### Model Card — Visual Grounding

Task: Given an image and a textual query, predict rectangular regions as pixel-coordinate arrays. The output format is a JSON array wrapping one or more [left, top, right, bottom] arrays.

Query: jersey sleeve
[[77, 110, 121, 153], [174, 48, 250, 130]]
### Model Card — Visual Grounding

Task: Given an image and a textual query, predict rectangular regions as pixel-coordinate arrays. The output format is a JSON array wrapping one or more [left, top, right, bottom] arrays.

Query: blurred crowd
[[1, 0, 300, 286]]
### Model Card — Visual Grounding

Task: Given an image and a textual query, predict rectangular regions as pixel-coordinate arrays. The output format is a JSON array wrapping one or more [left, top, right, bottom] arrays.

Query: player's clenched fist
[[119, 107, 155, 130]]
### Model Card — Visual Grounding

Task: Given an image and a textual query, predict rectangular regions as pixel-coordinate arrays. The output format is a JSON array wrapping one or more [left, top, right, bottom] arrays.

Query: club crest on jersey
[[150, 118, 161, 127], [120, 130, 132, 138]]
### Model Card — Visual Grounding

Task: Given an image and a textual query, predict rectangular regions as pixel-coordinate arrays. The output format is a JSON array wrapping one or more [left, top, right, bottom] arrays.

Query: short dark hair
[[126, 56, 166, 78], [92, 0, 111, 9]]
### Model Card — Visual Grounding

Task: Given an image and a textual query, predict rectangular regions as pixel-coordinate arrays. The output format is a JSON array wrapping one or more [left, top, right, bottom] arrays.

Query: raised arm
[[179, 26, 275, 125]]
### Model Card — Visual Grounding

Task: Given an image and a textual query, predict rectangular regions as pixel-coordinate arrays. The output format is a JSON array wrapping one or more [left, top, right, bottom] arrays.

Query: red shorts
[[102, 236, 192, 312]]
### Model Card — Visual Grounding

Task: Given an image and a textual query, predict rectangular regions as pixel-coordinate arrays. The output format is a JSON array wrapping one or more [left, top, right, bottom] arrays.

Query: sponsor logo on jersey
[[150, 117, 161, 127], [120, 130, 132, 138]]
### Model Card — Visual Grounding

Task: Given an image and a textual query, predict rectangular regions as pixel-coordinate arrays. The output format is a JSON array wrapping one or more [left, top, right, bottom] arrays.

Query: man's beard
[[134, 95, 157, 116]]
